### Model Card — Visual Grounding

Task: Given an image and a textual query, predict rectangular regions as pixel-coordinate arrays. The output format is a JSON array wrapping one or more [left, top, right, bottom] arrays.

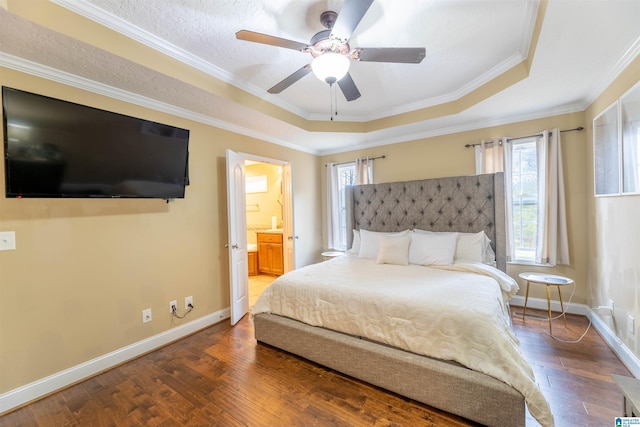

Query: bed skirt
[[254, 313, 525, 426]]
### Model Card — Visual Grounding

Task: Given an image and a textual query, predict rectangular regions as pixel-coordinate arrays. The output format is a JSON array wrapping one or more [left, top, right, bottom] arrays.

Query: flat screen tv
[[2, 86, 190, 199]]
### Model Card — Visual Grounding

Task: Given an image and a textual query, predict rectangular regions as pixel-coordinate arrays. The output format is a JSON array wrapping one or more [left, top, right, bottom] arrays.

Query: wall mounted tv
[[2, 86, 190, 199]]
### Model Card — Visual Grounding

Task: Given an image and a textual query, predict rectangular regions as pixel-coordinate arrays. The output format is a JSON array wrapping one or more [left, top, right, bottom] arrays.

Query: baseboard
[[510, 295, 590, 315], [3, 301, 639, 415], [589, 311, 640, 378], [0, 307, 230, 415], [511, 296, 640, 377]]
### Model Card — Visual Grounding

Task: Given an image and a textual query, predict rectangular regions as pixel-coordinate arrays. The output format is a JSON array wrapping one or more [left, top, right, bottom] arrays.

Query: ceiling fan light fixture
[[311, 52, 350, 84]]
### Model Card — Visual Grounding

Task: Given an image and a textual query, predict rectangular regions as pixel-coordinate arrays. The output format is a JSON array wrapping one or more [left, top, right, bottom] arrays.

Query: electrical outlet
[[628, 315, 635, 335], [169, 300, 177, 313], [0, 231, 16, 251], [142, 308, 152, 323], [185, 296, 193, 310]]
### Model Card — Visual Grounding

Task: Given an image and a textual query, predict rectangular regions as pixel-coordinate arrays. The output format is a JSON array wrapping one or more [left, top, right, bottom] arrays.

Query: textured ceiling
[[1, 0, 639, 154], [76, 0, 537, 120]]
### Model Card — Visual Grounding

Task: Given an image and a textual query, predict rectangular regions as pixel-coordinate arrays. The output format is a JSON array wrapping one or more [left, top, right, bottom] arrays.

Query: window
[[595, 81, 640, 195], [510, 138, 538, 262], [327, 159, 374, 251], [335, 163, 356, 250], [479, 130, 568, 265]]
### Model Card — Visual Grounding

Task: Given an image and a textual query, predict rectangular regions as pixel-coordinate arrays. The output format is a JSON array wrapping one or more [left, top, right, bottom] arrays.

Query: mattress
[[252, 255, 554, 426]]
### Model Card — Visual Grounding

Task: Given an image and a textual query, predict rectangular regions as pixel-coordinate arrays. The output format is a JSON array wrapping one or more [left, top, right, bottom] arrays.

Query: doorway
[[226, 150, 294, 324], [245, 160, 282, 307]]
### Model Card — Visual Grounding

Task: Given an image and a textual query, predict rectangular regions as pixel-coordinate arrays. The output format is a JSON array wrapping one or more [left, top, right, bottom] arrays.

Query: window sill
[[507, 260, 554, 267]]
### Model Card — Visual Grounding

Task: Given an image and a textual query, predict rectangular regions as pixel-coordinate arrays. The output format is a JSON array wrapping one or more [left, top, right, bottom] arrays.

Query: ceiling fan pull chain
[[330, 82, 334, 121], [334, 83, 339, 119]]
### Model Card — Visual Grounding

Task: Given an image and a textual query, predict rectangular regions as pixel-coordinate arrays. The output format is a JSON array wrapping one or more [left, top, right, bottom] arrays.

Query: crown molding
[[49, 0, 312, 120], [0, 53, 319, 155], [317, 102, 585, 156], [582, 34, 640, 110], [2, 52, 589, 158], [50, 0, 538, 125]]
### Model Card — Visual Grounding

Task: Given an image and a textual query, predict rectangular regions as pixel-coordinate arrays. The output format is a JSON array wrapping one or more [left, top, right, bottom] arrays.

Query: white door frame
[[226, 151, 295, 325]]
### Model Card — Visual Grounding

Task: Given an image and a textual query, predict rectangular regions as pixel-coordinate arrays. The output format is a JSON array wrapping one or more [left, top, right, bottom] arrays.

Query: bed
[[251, 173, 553, 427]]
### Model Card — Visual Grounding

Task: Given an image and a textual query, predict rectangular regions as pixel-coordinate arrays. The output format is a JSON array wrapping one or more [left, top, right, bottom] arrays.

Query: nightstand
[[321, 251, 344, 261], [519, 272, 574, 335]]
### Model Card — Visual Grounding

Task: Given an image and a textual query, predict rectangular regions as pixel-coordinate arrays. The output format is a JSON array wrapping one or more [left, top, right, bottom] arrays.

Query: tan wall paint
[[320, 111, 589, 306], [0, 68, 322, 394], [585, 56, 640, 357], [1, 40, 636, 402]]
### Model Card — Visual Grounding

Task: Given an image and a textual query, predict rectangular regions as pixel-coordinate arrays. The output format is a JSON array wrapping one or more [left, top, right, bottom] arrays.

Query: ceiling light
[[311, 52, 350, 85]]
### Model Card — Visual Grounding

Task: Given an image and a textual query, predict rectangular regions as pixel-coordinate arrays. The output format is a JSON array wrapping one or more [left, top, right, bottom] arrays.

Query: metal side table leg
[[522, 281, 531, 321], [546, 285, 553, 335]]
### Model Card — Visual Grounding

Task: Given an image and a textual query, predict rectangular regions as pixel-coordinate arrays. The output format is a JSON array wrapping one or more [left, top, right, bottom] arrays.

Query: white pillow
[[455, 231, 488, 263], [413, 229, 493, 264], [347, 229, 360, 255], [409, 232, 458, 266], [358, 229, 409, 259], [376, 234, 411, 265]]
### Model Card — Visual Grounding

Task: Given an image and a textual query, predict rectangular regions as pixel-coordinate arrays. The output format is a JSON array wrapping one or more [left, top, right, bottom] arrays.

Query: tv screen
[[2, 86, 190, 199]]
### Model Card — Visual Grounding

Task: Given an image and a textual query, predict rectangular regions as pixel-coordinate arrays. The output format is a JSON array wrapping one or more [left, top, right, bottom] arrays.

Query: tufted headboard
[[345, 173, 506, 271]]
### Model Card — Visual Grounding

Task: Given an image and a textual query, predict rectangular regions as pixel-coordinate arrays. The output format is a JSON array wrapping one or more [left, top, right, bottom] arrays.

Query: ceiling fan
[[236, 0, 426, 102]]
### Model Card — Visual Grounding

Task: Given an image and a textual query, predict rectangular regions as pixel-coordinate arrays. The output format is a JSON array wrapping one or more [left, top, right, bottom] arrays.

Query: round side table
[[321, 251, 344, 261], [519, 272, 574, 335]]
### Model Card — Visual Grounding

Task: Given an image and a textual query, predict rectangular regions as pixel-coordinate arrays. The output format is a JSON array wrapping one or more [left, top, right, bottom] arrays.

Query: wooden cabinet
[[257, 232, 284, 275], [248, 251, 258, 276]]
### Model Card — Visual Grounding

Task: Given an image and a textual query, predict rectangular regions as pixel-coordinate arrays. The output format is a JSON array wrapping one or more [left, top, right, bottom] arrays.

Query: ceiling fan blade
[[267, 65, 312, 94], [330, 0, 374, 43], [236, 30, 309, 52], [355, 47, 426, 63], [337, 72, 361, 101]]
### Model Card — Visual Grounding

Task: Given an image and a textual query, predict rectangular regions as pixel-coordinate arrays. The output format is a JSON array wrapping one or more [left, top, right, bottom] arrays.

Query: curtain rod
[[464, 127, 584, 148], [327, 155, 386, 167]]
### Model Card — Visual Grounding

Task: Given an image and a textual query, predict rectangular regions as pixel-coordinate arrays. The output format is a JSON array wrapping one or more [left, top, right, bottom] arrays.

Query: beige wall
[[0, 68, 322, 394], [585, 56, 640, 356], [1, 39, 637, 403], [321, 111, 589, 305]]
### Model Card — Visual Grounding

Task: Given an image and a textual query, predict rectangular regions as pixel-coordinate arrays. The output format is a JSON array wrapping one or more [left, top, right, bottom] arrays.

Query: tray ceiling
[[1, 0, 639, 154]]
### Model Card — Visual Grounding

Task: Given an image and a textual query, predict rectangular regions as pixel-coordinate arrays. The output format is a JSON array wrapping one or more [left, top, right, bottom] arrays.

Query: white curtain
[[474, 139, 505, 174], [326, 163, 341, 250], [355, 157, 373, 184], [502, 142, 515, 262], [475, 138, 515, 262], [536, 129, 570, 265]]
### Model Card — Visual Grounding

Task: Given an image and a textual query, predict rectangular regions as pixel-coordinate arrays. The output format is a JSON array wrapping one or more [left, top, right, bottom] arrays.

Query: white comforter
[[252, 255, 554, 427]]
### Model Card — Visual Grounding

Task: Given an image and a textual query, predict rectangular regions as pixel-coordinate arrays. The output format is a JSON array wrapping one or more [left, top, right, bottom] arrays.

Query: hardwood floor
[[0, 308, 630, 426], [512, 309, 629, 426]]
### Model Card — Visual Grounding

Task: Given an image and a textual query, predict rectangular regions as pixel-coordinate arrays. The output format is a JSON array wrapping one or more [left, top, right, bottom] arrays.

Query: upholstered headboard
[[345, 173, 506, 271]]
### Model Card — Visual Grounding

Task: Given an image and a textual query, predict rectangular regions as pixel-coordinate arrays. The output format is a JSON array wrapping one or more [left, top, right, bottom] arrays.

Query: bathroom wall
[[245, 162, 283, 245]]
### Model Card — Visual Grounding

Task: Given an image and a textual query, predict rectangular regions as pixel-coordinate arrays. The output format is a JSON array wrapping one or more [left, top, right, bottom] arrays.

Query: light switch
[[0, 231, 16, 251]]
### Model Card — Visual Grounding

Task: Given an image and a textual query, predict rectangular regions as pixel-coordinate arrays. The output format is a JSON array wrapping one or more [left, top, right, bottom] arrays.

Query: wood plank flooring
[[0, 308, 631, 426]]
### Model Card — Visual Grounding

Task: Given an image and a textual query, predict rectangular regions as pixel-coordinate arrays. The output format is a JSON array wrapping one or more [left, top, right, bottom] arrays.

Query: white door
[[282, 163, 295, 273], [226, 149, 248, 325]]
